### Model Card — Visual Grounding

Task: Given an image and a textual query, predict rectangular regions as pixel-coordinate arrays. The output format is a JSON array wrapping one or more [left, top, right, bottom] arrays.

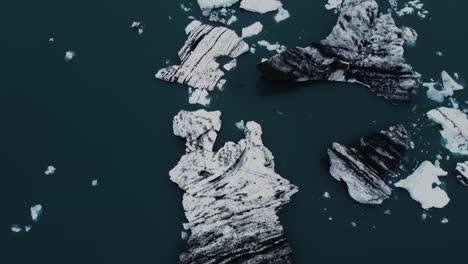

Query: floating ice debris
[[216, 79, 227, 90], [441, 217, 449, 224], [197, 0, 240, 10], [274, 7, 290, 23], [391, 0, 429, 19], [259, 0, 420, 104], [427, 107, 468, 155], [11, 225, 22, 233], [455, 161, 468, 186], [401, 26, 418, 46], [181, 231, 189, 240], [30, 204, 43, 222], [24, 225, 32, 232], [395, 161, 450, 209], [223, 59, 237, 71], [188, 88, 211, 106], [64, 51, 75, 62], [442, 71, 464, 92], [49, 37, 54, 42], [242, 22, 263, 38], [325, 0, 343, 10], [235, 120, 245, 130], [45, 165, 56, 175], [180, 4, 191, 12], [92, 179, 99, 186], [156, 20, 248, 92], [323, 192, 331, 199], [350, 221, 357, 227], [250, 47, 256, 54], [421, 212, 428, 221], [240, 0, 282, 14], [328, 217, 333, 221], [226, 15, 238, 25], [131, 21, 144, 35], [170, 110, 297, 263], [328, 125, 411, 204], [257, 40, 284, 52], [436, 51, 443, 57], [384, 209, 392, 215]]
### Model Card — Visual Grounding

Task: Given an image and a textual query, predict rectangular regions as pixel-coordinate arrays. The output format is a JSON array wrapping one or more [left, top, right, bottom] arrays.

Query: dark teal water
[[1, 0, 467, 263]]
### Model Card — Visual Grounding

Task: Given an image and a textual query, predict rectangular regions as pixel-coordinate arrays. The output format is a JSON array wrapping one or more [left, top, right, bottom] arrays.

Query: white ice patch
[[257, 40, 284, 53], [424, 71, 463, 102], [223, 59, 237, 71], [427, 107, 468, 155], [180, 4, 191, 12], [392, 0, 429, 19], [325, 0, 343, 10], [189, 88, 211, 106], [45, 165, 56, 175], [401, 26, 418, 46], [240, 0, 282, 14], [131, 21, 144, 35], [226, 15, 238, 25], [323, 192, 331, 198], [235, 120, 245, 130], [242, 22, 263, 38], [274, 7, 290, 23], [11, 225, 22, 233], [197, 0, 240, 10], [64, 51, 75, 62], [395, 161, 450, 209], [30, 204, 43, 222], [441, 217, 449, 224], [92, 179, 99, 186], [442, 71, 464, 91]]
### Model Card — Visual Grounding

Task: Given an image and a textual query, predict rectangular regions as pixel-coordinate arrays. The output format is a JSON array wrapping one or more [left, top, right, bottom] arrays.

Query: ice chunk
[[384, 209, 391, 215], [435, 51, 443, 56], [226, 15, 238, 25], [64, 51, 75, 62], [181, 230, 189, 240], [223, 59, 237, 71], [442, 71, 463, 91], [49, 37, 54, 42], [24, 225, 32, 232], [325, 0, 343, 10], [455, 161, 468, 186], [323, 192, 330, 199], [197, 0, 240, 10], [274, 7, 290, 23], [350, 221, 357, 227], [441, 217, 449, 224], [11, 225, 22, 233], [235, 120, 245, 130], [131, 21, 144, 35], [180, 4, 191, 12], [401, 27, 418, 46], [45, 165, 56, 175], [427, 107, 468, 155], [257, 40, 283, 52], [395, 161, 450, 209], [242, 22, 263, 38], [240, 0, 282, 14], [92, 179, 99, 186], [31, 204, 43, 222], [188, 88, 211, 106]]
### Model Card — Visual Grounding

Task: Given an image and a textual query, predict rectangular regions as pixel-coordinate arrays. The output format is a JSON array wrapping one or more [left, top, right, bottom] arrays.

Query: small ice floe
[[401, 26, 418, 46], [64, 51, 75, 62], [441, 217, 449, 224], [49, 37, 54, 42], [424, 71, 463, 103], [180, 4, 191, 12], [395, 161, 450, 209], [30, 204, 43, 222], [188, 88, 211, 106], [223, 59, 237, 71], [323, 192, 331, 199], [92, 179, 99, 187], [24, 225, 32, 232], [45, 165, 56, 175], [240, 0, 282, 14], [235, 120, 245, 130], [131, 21, 144, 35], [455, 161, 468, 186], [257, 40, 284, 52], [226, 15, 238, 25], [197, 0, 239, 10], [350, 221, 357, 227], [384, 209, 392, 215], [274, 7, 290, 23], [391, 0, 429, 19], [242, 22, 263, 38], [325, 0, 343, 11], [421, 212, 428, 221], [427, 107, 468, 155], [436, 51, 443, 57], [328, 217, 333, 221], [11, 224, 23, 233], [181, 230, 189, 240], [250, 47, 256, 54]]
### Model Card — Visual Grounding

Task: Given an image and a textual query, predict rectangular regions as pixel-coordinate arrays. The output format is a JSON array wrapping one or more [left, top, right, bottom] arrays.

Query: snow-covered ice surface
[[197, 0, 239, 10], [242, 22, 263, 38], [427, 107, 468, 155], [30, 204, 43, 222], [395, 161, 450, 209], [156, 20, 248, 91], [240, 0, 282, 14]]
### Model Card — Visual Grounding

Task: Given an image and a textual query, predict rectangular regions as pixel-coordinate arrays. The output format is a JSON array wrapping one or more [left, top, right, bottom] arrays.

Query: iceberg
[[240, 0, 282, 14], [427, 107, 468, 155], [242, 22, 263, 38], [274, 7, 290, 22], [45, 165, 56, 175], [395, 161, 450, 209], [30, 204, 43, 222], [197, 0, 239, 10]]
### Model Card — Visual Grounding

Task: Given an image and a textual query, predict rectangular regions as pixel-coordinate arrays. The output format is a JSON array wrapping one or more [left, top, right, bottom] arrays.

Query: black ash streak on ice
[[258, 0, 420, 104], [170, 110, 297, 264]]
